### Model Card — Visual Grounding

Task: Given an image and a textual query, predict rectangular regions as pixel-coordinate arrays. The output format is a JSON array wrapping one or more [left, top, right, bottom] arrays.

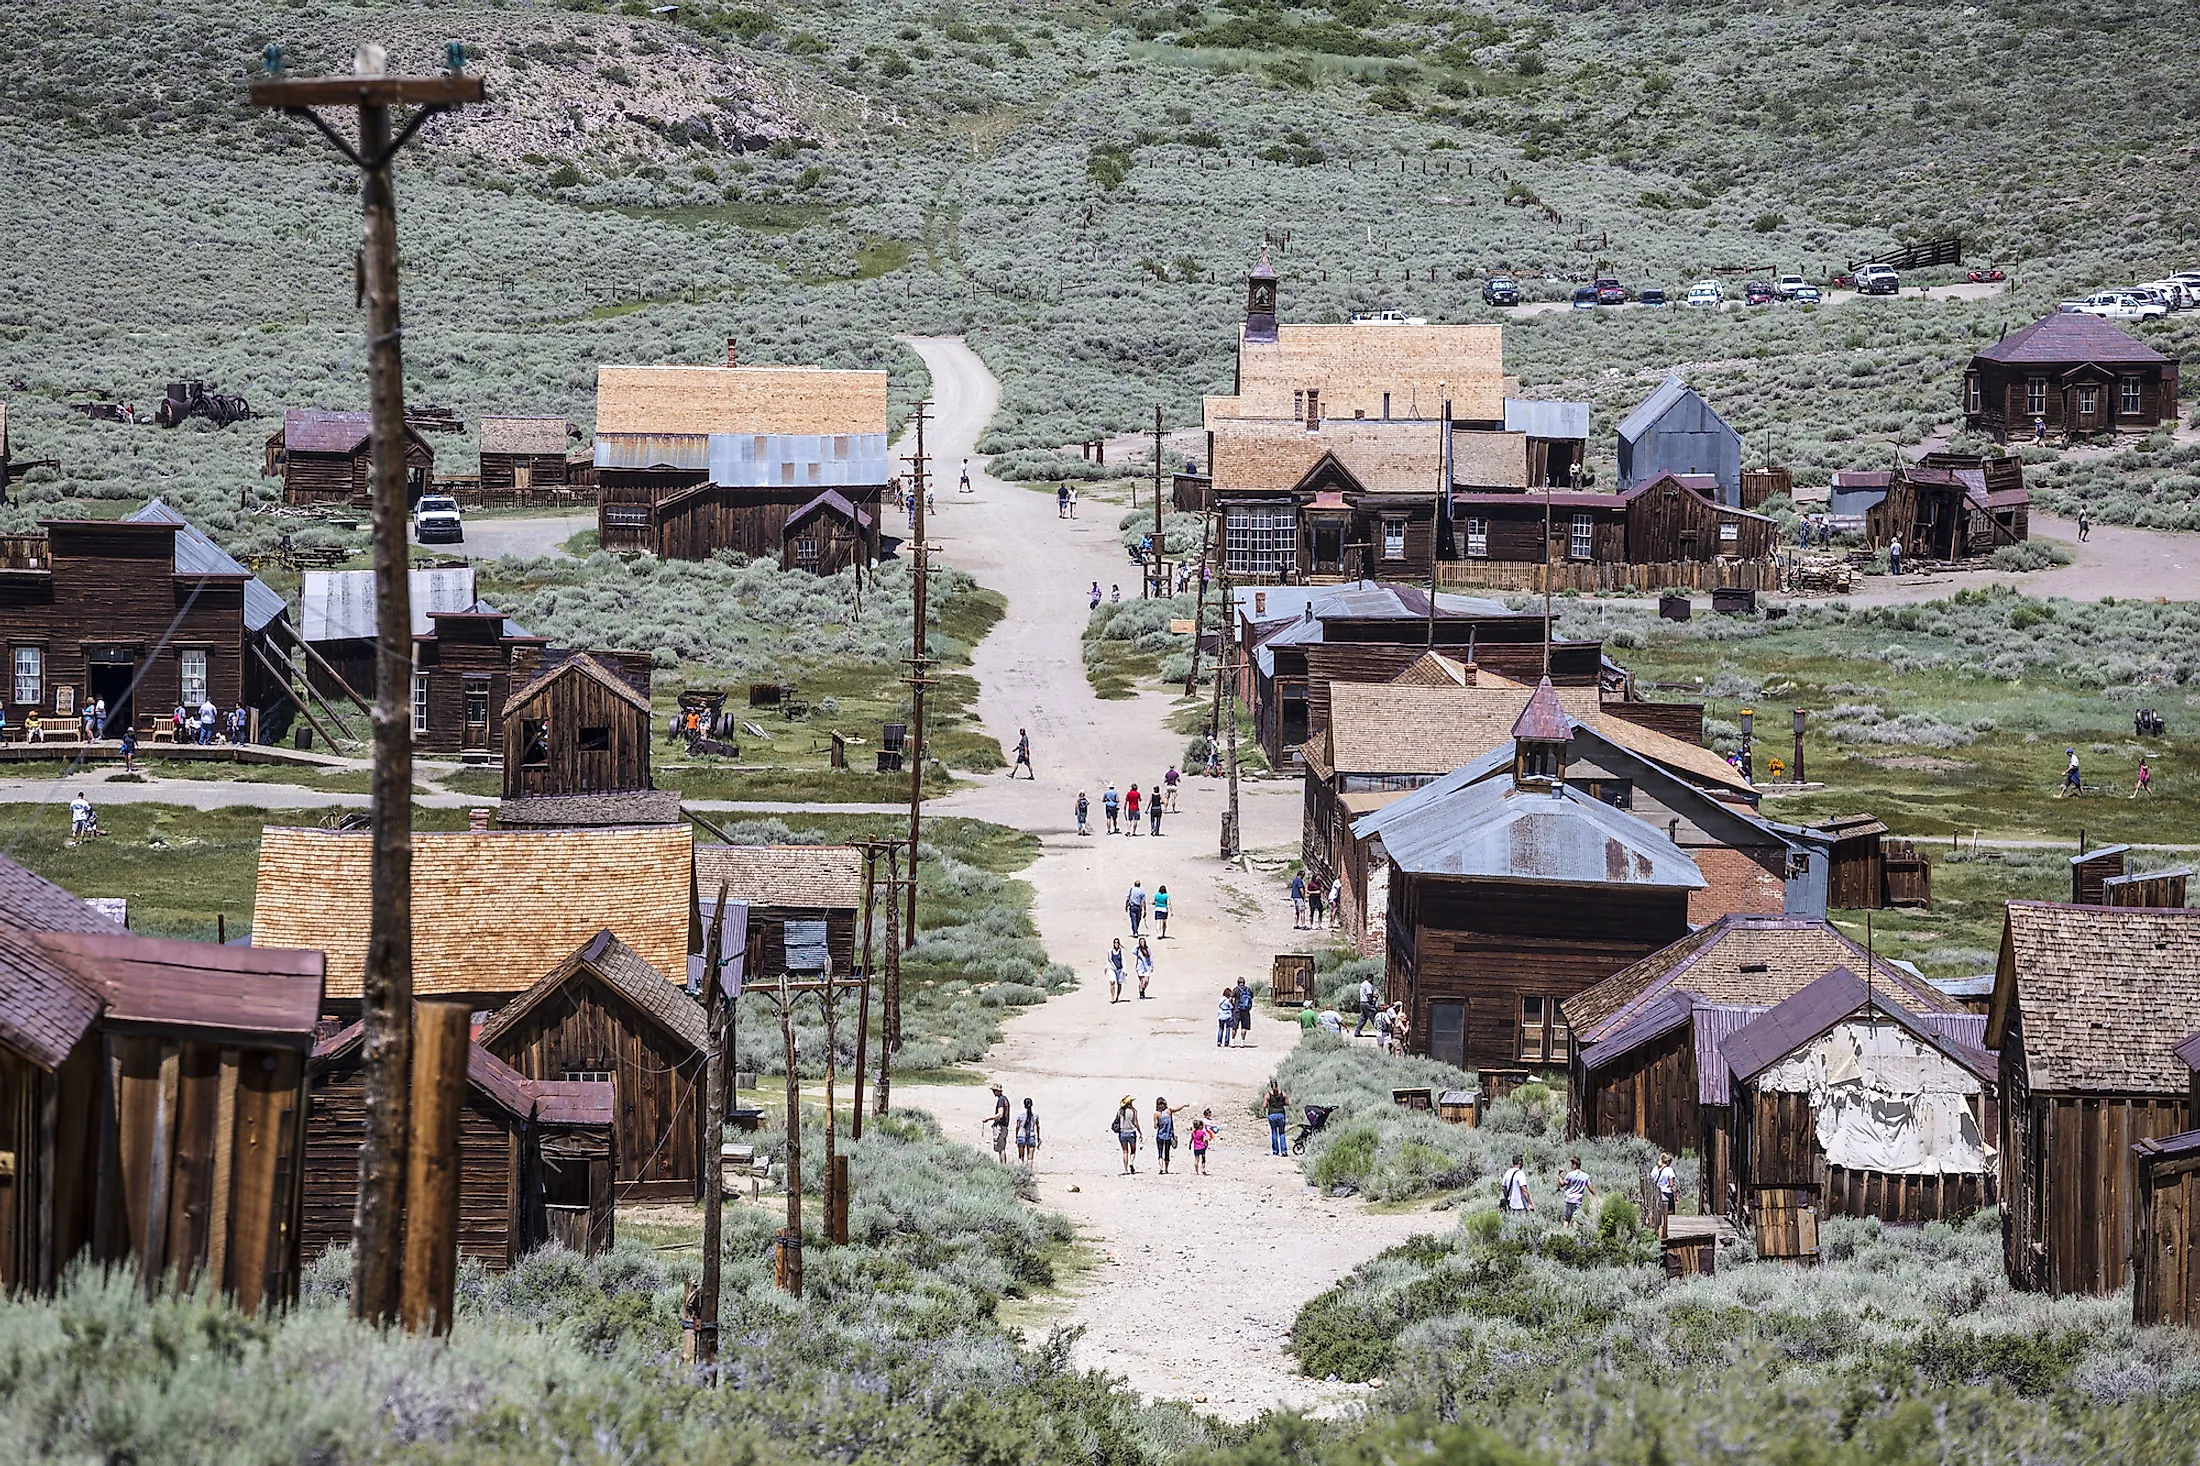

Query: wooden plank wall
[[1827, 839, 1884, 910], [1825, 1166, 1989, 1224], [1599, 699, 1706, 744], [782, 512, 868, 575], [1437, 558, 1781, 593], [502, 670, 653, 798], [2038, 1093, 2190, 1296], [1580, 1027, 1698, 1157], [480, 452, 573, 496], [2135, 1155, 2200, 1326]]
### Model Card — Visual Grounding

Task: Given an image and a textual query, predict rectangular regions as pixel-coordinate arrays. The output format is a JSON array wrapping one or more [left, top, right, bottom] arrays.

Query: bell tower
[[1510, 676, 1572, 790], [1244, 246, 1279, 344]]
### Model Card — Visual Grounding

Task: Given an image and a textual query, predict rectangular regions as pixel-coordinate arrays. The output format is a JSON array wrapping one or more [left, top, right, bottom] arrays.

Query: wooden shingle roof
[[1990, 902, 2200, 1095], [1321, 682, 1601, 776], [1975, 312, 2169, 367], [479, 929, 705, 1056], [0, 858, 119, 1068], [253, 825, 692, 1000], [595, 365, 887, 437], [478, 416, 571, 455], [1387, 651, 1472, 688], [692, 844, 865, 912]]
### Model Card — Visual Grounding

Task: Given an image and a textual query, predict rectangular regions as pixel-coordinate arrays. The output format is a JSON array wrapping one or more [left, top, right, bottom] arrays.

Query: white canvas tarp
[[1755, 1020, 1988, 1176]]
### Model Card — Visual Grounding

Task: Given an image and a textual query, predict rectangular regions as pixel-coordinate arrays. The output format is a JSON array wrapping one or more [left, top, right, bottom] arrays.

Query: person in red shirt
[[1125, 783, 1142, 835]]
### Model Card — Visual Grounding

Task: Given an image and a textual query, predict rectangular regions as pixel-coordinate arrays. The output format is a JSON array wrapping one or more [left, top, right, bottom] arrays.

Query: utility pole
[[1542, 472, 1555, 677], [873, 845, 901, 1117], [1183, 505, 1215, 696], [250, 43, 481, 1329], [694, 885, 731, 1375], [775, 965, 803, 1297], [1152, 405, 1165, 599], [1220, 560, 1241, 859], [1427, 395, 1450, 648], [849, 844, 876, 1140], [903, 404, 931, 953]]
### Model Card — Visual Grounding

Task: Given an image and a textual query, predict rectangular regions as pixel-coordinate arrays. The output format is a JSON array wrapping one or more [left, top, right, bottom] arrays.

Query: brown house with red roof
[[263, 408, 436, 505], [1962, 312, 2179, 441], [1452, 472, 1779, 567]]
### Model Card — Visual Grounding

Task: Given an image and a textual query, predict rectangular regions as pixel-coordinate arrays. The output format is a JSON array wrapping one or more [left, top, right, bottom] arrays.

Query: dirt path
[[1812, 511, 2200, 609], [898, 337, 1430, 1421]]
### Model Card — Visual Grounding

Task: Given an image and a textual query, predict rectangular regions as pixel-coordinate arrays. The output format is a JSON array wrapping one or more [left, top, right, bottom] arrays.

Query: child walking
[[1153, 884, 1171, 938], [1135, 937, 1155, 999], [1016, 1099, 1041, 1163], [1190, 1114, 1214, 1174]]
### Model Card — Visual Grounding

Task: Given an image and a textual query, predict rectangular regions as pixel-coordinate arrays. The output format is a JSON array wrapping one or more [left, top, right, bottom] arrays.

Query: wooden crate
[[1752, 1186, 1820, 1262], [1438, 1089, 1478, 1125], [1270, 954, 1315, 1005], [1391, 1086, 1433, 1111], [1663, 1215, 1719, 1278]]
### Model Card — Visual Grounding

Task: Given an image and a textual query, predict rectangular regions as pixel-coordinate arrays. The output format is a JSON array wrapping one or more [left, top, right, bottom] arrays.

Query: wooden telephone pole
[[1220, 559, 1241, 859], [694, 884, 734, 1375], [1150, 405, 1164, 598], [249, 44, 481, 1329], [1183, 505, 1215, 695], [873, 844, 902, 1117], [903, 403, 931, 954]]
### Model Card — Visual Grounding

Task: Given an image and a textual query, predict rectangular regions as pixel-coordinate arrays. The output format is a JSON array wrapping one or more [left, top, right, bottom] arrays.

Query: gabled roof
[[126, 499, 287, 632], [1289, 452, 1371, 499], [283, 408, 372, 454], [1357, 773, 1704, 889], [0, 858, 121, 1069], [1720, 966, 1997, 1086], [253, 825, 692, 1000], [784, 487, 874, 534], [1320, 681, 1601, 777], [1565, 912, 1959, 1043], [501, 650, 652, 719], [1991, 902, 2200, 1094], [1593, 714, 1755, 798], [478, 929, 705, 1057], [39, 931, 323, 1047], [1387, 651, 1473, 688], [479, 416, 571, 455], [302, 566, 476, 643], [313, 1018, 542, 1121], [1617, 376, 1731, 444], [1511, 676, 1571, 743], [1975, 312, 2170, 367], [693, 844, 865, 911], [1577, 988, 1696, 1076]]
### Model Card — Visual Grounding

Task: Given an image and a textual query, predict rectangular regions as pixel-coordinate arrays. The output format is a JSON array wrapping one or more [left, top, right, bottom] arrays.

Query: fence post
[[398, 1002, 471, 1336]]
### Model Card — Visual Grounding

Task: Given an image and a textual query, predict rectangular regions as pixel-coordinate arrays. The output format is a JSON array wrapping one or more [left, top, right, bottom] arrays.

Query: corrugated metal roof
[[707, 431, 890, 489], [1503, 398, 1591, 439], [593, 432, 710, 471], [302, 566, 475, 643], [126, 499, 288, 631], [1694, 1004, 1765, 1105], [1357, 774, 1704, 889], [1616, 376, 1693, 443]]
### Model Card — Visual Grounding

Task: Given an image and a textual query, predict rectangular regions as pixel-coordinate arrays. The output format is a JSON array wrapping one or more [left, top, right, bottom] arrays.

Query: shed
[[1616, 377, 1743, 506], [780, 489, 875, 575], [501, 651, 657, 801], [692, 844, 865, 980], [477, 930, 708, 1204], [1989, 902, 2200, 1294], [2070, 844, 2131, 905], [1503, 399, 1591, 488], [263, 409, 435, 506], [299, 565, 477, 704], [0, 857, 323, 1305], [1813, 814, 1888, 909], [252, 824, 693, 1014], [478, 417, 575, 498], [2105, 869, 2189, 909], [1721, 966, 1996, 1254], [305, 1022, 615, 1269]]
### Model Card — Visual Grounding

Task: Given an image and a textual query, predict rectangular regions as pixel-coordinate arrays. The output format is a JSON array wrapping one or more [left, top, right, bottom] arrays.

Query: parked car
[[1853, 264, 1901, 295], [1773, 273, 1810, 300], [1571, 285, 1600, 309], [1790, 284, 1822, 304], [1744, 280, 1775, 306], [1481, 275, 1520, 307], [2061, 291, 2166, 321], [1594, 276, 1626, 305], [1638, 285, 1670, 306], [2123, 285, 2176, 312], [1966, 268, 2007, 284], [413, 495, 464, 544], [1687, 280, 1724, 307]]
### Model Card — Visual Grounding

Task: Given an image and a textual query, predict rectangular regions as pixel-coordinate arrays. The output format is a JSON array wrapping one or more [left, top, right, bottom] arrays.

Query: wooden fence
[[1436, 559, 1781, 594], [1824, 1167, 1989, 1224]]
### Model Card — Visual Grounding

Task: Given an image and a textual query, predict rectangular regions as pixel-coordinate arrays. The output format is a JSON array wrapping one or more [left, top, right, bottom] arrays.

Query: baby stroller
[[1292, 1104, 1336, 1155]]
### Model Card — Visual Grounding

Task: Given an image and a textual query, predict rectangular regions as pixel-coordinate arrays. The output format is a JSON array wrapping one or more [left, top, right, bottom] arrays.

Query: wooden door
[[462, 677, 491, 751]]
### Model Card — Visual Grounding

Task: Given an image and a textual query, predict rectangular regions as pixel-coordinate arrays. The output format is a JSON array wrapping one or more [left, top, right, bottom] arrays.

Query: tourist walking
[[1113, 1095, 1143, 1174], [1373, 1002, 1395, 1051], [1015, 1099, 1041, 1162], [1153, 884, 1170, 938], [2058, 748, 2082, 798], [1067, 486, 1079, 518], [1500, 1154, 1534, 1215], [1888, 534, 1903, 577], [1148, 788, 1162, 836], [1107, 939, 1127, 1002], [1216, 987, 1237, 1047], [1164, 764, 1180, 811], [982, 1083, 1012, 1162], [1264, 1080, 1289, 1156], [1011, 728, 1033, 779], [1153, 1097, 1185, 1173], [1289, 871, 1307, 928], [1326, 877, 1342, 929], [1354, 975, 1378, 1037], [1307, 878, 1325, 927], [959, 457, 973, 493], [1109, 583, 1121, 604], [1058, 483, 1070, 518], [1075, 791, 1090, 835], [1651, 1152, 1678, 1215], [1559, 1157, 1595, 1228], [118, 726, 136, 774], [2136, 759, 2153, 797], [1103, 783, 1121, 833], [68, 792, 94, 839], [1090, 581, 1103, 611], [1134, 937, 1154, 999], [1125, 783, 1142, 835], [1126, 879, 1147, 935], [1233, 976, 1254, 1043]]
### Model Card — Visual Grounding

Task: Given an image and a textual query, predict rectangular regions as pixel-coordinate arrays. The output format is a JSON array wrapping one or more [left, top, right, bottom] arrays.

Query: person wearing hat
[[2060, 748, 2082, 797], [1298, 999, 1320, 1032], [1112, 1094, 1143, 1174], [982, 1083, 1011, 1162]]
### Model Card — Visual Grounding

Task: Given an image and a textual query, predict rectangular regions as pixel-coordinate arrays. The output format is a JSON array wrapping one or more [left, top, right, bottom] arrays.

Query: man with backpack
[[1103, 783, 1121, 833], [1500, 1155, 1533, 1215]]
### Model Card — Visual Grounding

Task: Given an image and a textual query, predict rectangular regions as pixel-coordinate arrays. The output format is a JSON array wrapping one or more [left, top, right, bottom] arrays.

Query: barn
[[1990, 901, 2200, 1295]]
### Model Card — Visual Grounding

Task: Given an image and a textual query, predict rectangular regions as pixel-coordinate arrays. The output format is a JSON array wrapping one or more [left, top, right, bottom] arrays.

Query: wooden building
[[1449, 473, 1779, 568], [1355, 681, 1704, 1071], [693, 843, 866, 981], [1989, 901, 2200, 1295], [253, 823, 693, 1016], [305, 1022, 615, 1269], [1962, 311, 2180, 440], [478, 416, 576, 499], [2134, 1128, 2200, 1327], [411, 603, 550, 758], [478, 929, 707, 1204], [1234, 581, 1600, 765], [2, 500, 292, 739], [1814, 814, 1888, 909], [1565, 912, 1968, 1213], [500, 651, 658, 802], [780, 489, 875, 575], [1502, 399, 1591, 489], [1719, 966, 1997, 1256], [300, 564, 477, 705], [263, 409, 434, 506], [1617, 377, 1742, 505], [592, 342, 889, 560], [1865, 454, 2029, 559], [0, 856, 324, 1305]]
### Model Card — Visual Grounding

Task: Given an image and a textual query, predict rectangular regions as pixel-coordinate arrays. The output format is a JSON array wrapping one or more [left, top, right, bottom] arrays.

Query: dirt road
[[899, 337, 1431, 1420]]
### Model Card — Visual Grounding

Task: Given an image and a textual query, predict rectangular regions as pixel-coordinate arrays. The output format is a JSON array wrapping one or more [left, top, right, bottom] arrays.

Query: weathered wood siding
[[1439, 558, 1782, 593], [1626, 478, 1777, 562], [656, 485, 885, 564], [502, 667, 653, 799], [1825, 1166, 1989, 1224], [480, 452, 572, 496], [2135, 1145, 2200, 1327], [781, 510, 869, 575], [1576, 1026, 1697, 1157], [414, 621, 541, 756], [1599, 699, 1706, 745]]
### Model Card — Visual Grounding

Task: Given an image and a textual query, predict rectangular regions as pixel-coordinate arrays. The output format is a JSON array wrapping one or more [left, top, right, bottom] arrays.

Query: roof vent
[[1739, 962, 1770, 974]]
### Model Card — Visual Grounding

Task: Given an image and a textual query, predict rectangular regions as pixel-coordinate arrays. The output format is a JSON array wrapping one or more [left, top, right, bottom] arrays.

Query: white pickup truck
[[2061, 291, 2166, 321]]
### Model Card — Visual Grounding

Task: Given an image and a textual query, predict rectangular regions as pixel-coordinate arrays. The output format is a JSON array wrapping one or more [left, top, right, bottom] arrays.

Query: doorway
[[462, 676, 491, 751], [1312, 524, 1343, 573], [86, 656, 135, 734]]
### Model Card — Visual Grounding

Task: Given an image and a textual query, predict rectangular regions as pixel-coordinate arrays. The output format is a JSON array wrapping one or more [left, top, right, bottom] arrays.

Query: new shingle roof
[[479, 929, 705, 1056], [1564, 912, 1959, 1043], [692, 844, 865, 911], [1720, 965, 1997, 1086], [1975, 312, 2170, 367], [253, 826, 692, 999], [126, 500, 289, 632], [1992, 902, 2200, 1094], [1386, 651, 1473, 688]]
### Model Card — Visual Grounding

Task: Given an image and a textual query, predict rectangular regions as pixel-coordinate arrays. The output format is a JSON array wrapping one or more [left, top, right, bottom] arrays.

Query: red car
[[1744, 280, 1775, 305], [1594, 277, 1626, 305]]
